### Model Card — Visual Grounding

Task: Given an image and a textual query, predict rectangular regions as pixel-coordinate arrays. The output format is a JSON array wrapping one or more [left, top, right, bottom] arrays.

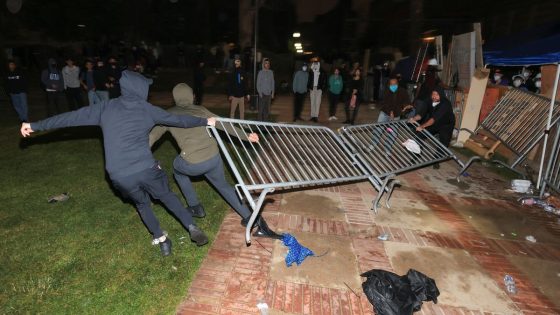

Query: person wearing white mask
[[512, 74, 528, 91], [492, 69, 509, 86], [292, 63, 309, 121], [306, 58, 326, 122], [534, 73, 542, 93]]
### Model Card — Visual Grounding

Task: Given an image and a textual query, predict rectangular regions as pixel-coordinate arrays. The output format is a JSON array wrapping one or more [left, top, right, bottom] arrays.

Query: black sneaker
[[187, 204, 206, 218], [159, 238, 172, 256], [187, 224, 208, 246]]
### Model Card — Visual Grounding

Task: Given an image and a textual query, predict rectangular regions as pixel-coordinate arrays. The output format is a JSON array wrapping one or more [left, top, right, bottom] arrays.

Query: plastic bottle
[[504, 274, 517, 294]]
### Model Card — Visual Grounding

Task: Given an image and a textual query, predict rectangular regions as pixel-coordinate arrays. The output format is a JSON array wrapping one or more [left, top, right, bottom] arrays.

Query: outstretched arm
[[23, 103, 105, 137], [147, 104, 214, 128], [148, 125, 168, 147]]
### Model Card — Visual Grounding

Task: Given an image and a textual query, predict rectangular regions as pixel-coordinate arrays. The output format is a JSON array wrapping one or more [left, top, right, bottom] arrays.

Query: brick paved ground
[[174, 94, 560, 314]]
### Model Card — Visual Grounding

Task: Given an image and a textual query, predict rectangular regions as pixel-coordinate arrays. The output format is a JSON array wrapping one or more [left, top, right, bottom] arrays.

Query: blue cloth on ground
[[282, 233, 314, 267]]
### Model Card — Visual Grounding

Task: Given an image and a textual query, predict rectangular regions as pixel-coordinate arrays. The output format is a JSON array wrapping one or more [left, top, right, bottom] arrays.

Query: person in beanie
[[20, 70, 216, 256], [41, 58, 65, 116], [292, 63, 309, 122], [228, 57, 250, 119], [256, 58, 275, 121], [5, 60, 29, 122], [62, 57, 84, 110], [150, 83, 282, 239]]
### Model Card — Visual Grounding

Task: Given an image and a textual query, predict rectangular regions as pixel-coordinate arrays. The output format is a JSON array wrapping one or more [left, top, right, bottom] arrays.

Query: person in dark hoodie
[[5, 60, 29, 122], [93, 59, 110, 102], [409, 86, 455, 168], [20, 70, 216, 256], [193, 61, 206, 105], [41, 58, 64, 117], [149, 83, 282, 239]]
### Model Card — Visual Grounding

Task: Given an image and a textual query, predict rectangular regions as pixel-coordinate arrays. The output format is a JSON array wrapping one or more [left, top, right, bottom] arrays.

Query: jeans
[[87, 90, 100, 106], [65, 87, 83, 110], [96, 90, 109, 102], [344, 96, 361, 124], [10, 92, 29, 122], [173, 154, 251, 219], [46, 91, 62, 117], [328, 92, 341, 117], [258, 94, 271, 121], [371, 111, 401, 153], [293, 92, 306, 120]]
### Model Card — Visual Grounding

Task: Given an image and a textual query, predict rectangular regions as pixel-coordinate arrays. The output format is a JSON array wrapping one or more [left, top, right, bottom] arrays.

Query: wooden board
[[457, 68, 490, 144]]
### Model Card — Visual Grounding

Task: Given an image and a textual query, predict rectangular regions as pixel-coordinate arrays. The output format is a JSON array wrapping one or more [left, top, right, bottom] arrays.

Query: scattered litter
[[282, 234, 314, 267], [468, 216, 473, 219], [525, 235, 537, 243], [520, 197, 560, 216], [179, 242, 184, 245], [178, 236, 186, 240], [511, 232, 517, 237], [361, 269, 440, 315], [511, 179, 532, 193], [519, 251, 527, 255], [378, 233, 390, 241], [256, 300, 269, 315], [47, 192, 69, 203], [500, 233, 505, 237], [462, 172, 470, 177], [171, 265, 177, 271], [503, 274, 517, 294]]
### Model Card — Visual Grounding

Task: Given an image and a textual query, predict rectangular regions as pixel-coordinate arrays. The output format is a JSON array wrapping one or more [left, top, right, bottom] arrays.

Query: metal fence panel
[[339, 120, 460, 178], [480, 88, 560, 157]]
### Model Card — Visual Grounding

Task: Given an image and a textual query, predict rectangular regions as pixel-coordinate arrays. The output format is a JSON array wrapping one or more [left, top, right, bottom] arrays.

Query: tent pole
[[537, 63, 560, 189]]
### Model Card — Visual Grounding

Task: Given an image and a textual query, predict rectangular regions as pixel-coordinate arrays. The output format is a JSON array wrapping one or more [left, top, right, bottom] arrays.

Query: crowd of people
[[490, 66, 542, 93]]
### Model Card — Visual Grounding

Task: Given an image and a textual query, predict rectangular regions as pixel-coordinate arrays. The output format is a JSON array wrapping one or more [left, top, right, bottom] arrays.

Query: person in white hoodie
[[256, 58, 275, 121], [62, 57, 83, 110]]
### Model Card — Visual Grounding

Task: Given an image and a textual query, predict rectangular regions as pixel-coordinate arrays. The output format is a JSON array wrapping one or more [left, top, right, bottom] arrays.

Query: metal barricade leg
[[245, 188, 274, 244], [372, 174, 395, 214], [490, 160, 527, 179], [385, 179, 400, 209], [456, 156, 482, 182]]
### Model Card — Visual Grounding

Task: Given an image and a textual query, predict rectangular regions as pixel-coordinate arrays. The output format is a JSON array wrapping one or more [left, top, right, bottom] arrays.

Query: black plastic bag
[[361, 269, 440, 315]]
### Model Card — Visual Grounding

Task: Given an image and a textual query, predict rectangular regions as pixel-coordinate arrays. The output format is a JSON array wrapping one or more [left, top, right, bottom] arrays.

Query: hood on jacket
[[47, 58, 58, 72], [172, 83, 194, 107], [432, 86, 449, 103], [119, 70, 152, 101]]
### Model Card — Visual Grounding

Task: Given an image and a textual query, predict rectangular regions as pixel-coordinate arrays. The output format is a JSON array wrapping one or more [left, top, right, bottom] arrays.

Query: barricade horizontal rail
[[541, 124, 560, 197], [339, 120, 462, 178]]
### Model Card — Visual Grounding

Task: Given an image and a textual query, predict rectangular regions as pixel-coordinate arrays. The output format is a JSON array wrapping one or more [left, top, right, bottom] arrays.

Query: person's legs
[[239, 98, 245, 120], [313, 89, 322, 118], [72, 87, 84, 108], [230, 97, 241, 118], [97, 91, 109, 102], [66, 89, 77, 110], [172, 155, 203, 206], [351, 100, 361, 124], [258, 95, 271, 121], [10, 93, 29, 122], [46, 92, 56, 117], [293, 93, 304, 120]]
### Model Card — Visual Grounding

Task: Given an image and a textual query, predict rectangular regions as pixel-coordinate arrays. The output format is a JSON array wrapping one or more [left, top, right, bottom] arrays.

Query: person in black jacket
[[307, 59, 326, 122], [93, 59, 110, 101], [409, 86, 455, 168], [228, 57, 250, 119], [343, 68, 363, 125], [41, 58, 64, 117], [193, 61, 206, 105], [5, 60, 29, 122], [21, 70, 217, 256]]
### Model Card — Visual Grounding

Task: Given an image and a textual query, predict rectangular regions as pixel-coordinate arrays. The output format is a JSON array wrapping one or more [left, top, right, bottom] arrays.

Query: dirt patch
[[454, 205, 560, 244], [385, 242, 520, 314], [508, 256, 560, 308], [445, 178, 471, 190], [280, 191, 345, 221], [373, 204, 450, 233], [269, 232, 361, 290]]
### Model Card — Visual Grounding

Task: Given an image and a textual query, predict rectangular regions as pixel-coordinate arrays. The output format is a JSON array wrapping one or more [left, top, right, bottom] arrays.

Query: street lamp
[[296, 49, 303, 53], [293, 32, 301, 38]]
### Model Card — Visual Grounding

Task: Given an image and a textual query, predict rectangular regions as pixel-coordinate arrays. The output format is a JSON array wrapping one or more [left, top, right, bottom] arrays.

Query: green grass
[[0, 123, 229, 314]]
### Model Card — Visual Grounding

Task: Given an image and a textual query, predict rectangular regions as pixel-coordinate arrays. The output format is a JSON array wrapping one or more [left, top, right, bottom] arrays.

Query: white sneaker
[[332, 116, 338, 120], [328, 116, 335, 121]]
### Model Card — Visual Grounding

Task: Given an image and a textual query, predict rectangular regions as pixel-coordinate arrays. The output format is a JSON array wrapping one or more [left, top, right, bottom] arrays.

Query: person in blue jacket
[[20, 70, 216, 256]]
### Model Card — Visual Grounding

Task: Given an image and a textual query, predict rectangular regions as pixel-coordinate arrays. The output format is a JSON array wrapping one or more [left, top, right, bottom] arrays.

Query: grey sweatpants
[[173, 154, 252, 219]]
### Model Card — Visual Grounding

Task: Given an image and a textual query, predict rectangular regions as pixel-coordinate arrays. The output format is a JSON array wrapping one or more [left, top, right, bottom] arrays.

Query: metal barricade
[[460, 88, 560, 179], [209, 118, 374, 243], [541, 124, 560, 196], [210, 118, 465, 244], [339, 120, 464, 178]]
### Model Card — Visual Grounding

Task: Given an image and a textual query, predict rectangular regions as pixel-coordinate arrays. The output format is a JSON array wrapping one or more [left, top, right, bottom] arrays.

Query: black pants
[[46, 91, 62, 117], [428, 123, 454, 147], [111, 162, 194, 239], [328, 92, 341, 117], [344, 99, 361, 124], [293, 92, 306, 120], [65, 87, 83, 110], [193, 84, 204, 105]]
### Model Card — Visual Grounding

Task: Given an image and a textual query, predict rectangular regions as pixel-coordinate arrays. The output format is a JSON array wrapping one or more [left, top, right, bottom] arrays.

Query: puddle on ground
[[508, 256, 560, 308], [446, 178, 471, 190], [280, 191, 345, 220]]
